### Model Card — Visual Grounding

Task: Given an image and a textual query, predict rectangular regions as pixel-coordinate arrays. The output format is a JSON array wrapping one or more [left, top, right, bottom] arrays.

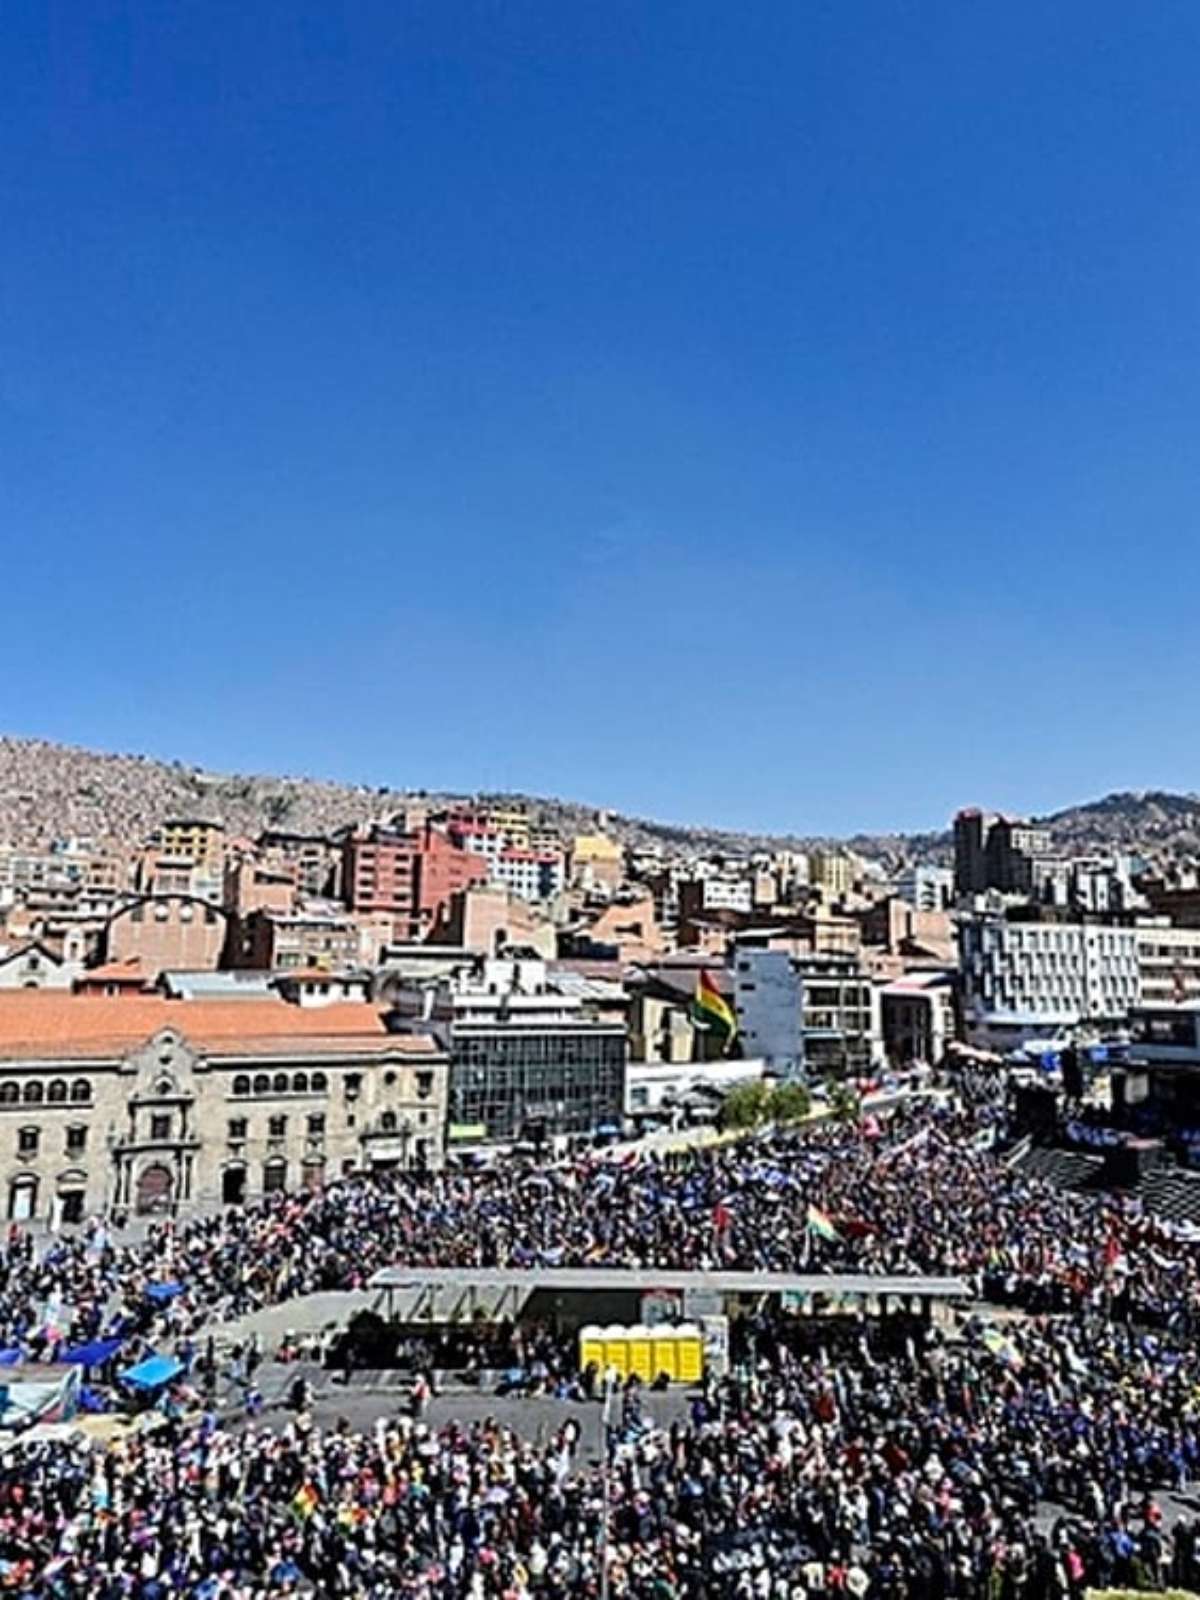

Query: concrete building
[[795, 952, 879, 1079], [732, 948, 803, 1076], [257, 832, 341, 899], [809, 850, 855, 901], [895, 866, 953, 912], [388, 955, 626, 1148], [230, 907, 361, 972], [427, 885, 557, 960], [879, 972, 957, 1066], [959, 913, 1141, 1048], [0, 993, 448, 1223], [953, 809, 1052, 899], [1135, 922, 1200, 1006], [570, 833, 624, 896], [154, 819, 225, 874]]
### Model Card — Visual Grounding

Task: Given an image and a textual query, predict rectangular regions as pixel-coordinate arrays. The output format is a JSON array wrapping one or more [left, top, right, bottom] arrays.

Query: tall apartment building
[[959, 913, 1140, 1047], [342, 827, 488, 941], [953, 809, 1052, 899]]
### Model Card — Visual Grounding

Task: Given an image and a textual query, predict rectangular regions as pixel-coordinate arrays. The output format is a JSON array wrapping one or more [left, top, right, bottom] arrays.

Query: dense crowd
[[2, 1088, 1198, 1360], [4, 1308, 1200, 1597], [0, 1087, 1197, 1592]]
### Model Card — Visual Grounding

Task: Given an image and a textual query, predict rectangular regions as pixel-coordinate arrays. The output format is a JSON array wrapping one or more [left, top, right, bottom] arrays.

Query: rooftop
[[0, 993, 439, 1060]]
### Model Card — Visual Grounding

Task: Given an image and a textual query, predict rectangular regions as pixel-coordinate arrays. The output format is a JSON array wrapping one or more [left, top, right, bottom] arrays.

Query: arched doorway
[[221, 1166, 246, 1206], [135, 1163, 174, 1216]]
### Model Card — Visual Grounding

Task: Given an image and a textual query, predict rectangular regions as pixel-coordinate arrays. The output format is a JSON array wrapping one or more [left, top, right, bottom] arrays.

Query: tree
[[828, 1082, 862, 1124], [720, 1080, 772, 1131], [770, 1082, 812, 1126]]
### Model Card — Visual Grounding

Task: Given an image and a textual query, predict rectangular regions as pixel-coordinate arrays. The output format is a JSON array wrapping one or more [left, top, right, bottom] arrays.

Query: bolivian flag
[[806, 1204, 840, 1242], [692, 970, 737, 1053], [292, 1483, 320, 1521]]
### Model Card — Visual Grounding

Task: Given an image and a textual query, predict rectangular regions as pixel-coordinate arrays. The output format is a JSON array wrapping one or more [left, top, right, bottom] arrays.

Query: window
[[47, 1080, 67, 1105], [263, 1158, 287, 1193], [8, 1177, 37, 1221], [228, 1118, 248, 1141], [291, 1072, 309, 1094], [17, 1127, 39, 1156], [307, 1114, 325, 1137], [0, 1084, 17, 1106], [23, 1082, 43, 1105], [268, 1115, 287, 1139], [272, 1073, 289, 1094], [233, 1075, 250, 1096], [70, 1080, 91, 1104], [416, 1072, 434, 1100], [344, 1074, 362, 1096], [380, 1110, 397, 1133], [311, 1073, 328, 1093], [253, 1074, 270, 1095], [384, 1070, 397, 1087], [65, 1125, 87, 1155], [150, 1114, 171, 1141]]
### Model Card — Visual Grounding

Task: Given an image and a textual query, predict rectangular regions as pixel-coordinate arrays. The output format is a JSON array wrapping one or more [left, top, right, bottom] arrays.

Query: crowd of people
[[0, 1085, 1196, 1591], [0, 1087, 1196, 1362], [2, 1308, 1200, 1596]]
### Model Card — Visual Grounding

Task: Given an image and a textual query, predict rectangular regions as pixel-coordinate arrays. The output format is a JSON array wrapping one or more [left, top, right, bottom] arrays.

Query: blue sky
[[3, 2, 1199, 836]]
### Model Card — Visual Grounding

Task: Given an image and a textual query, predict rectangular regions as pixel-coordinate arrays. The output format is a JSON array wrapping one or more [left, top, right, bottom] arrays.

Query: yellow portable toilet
[[602, 1325, 630, 1378], [627, 1324, 653, 1382], [579, 1325, 606, 1375], [675, 1323, 704, 1383], [649, 1327, 679, 1382]]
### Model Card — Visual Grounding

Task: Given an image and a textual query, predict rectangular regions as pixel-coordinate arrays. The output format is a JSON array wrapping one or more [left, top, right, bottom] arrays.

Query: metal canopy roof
[[368, 1267, 969, 1299]]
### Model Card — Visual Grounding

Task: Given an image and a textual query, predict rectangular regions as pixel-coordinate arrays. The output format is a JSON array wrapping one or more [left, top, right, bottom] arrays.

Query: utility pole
[[600, 1366, 615, 1600]]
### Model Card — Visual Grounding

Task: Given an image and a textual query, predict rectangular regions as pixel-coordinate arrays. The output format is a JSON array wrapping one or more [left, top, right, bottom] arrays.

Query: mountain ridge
[[0, 735, 1196, 866]]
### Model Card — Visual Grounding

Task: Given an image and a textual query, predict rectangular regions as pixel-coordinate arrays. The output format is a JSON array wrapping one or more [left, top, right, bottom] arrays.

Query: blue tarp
[[144, 1283, 184, 1304], [120, 1354, 182, 1390], [0, 1349, 23, 1367], [61, 1337, 124, 1368]]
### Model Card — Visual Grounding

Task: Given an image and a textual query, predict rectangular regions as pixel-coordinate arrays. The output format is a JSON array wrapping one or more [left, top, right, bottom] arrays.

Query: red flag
[[713, 1202, 731, 1234]]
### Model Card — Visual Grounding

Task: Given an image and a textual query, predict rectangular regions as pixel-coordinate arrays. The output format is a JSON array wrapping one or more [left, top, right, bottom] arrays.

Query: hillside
[[0, 735, 1195, 866]]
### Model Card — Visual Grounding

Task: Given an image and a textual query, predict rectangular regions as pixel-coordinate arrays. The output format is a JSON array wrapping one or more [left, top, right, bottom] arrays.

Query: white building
[[895, 866, 953, 912], [960, 915, 1141, 1048], [1135, 921, 1200, 1006], [733, 948, 803, 1075], [491, 849, 564, 903]]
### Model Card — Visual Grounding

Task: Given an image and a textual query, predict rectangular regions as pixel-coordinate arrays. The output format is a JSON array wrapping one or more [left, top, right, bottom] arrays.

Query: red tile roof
[[0, 994, 439, 1061]]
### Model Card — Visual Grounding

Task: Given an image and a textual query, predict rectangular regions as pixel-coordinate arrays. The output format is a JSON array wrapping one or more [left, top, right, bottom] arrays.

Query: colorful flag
[[691, 970, 737, 1053], [292, 1483, 320, 1521], [981, 1326, 1024, 1370], [805, 1204, 840, 1242]]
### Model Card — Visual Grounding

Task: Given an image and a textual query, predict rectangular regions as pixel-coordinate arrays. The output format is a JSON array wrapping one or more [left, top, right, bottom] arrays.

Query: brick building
[[342, 827, 488, 941], [104, 896, 231, 976]]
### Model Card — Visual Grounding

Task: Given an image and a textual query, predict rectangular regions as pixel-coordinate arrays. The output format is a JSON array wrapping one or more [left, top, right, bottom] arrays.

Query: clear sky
[[3, 2, 1199, 836]]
